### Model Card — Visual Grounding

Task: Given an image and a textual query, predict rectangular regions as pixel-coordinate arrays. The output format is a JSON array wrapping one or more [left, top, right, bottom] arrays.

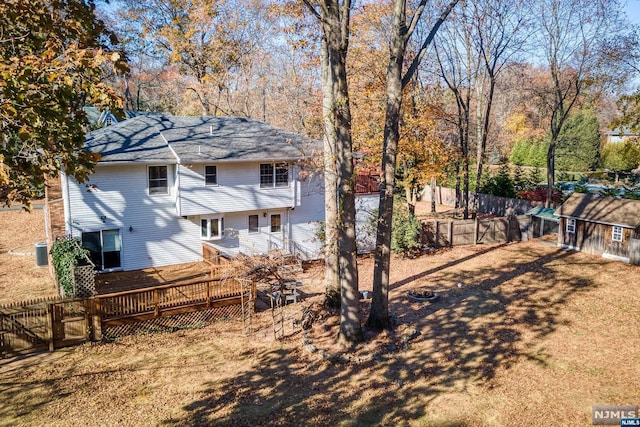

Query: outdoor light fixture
[[129, 226, 133, 233], [263, 212, 267, 217]]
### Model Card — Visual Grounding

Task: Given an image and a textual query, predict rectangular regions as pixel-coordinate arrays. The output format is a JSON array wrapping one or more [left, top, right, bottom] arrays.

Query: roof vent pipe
[[209, 125, 213, 136]]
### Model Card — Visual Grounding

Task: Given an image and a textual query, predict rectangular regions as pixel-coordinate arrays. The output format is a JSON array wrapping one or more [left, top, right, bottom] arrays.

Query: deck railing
[[1, 277, 255, 357]]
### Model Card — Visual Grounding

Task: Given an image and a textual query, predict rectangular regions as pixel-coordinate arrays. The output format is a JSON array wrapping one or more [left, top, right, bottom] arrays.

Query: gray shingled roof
[[85, 114, 321, 164], [554, 193, 640, 229]]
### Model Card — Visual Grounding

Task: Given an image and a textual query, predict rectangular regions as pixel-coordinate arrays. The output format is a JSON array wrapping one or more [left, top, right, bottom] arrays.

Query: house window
[[275, 163, 289, 187], [205, 165, 217, 186], [612, 226, 623, 242], [260, 164, 273, 188], [260, 163, 289, 188], [270, 214, 281, 233], [148, 165, 168, 194], [81, 229, 121, 271], [248, 215, 259, 233], [566, 218, 576, 234], [201, 217, 224, 240]]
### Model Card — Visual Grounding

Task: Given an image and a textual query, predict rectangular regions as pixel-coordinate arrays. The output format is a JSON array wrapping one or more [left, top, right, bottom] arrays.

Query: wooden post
[[92, 297, 102, 341], [47, 303, 55, 352], [474, 217, 479, 245], [434, 220, 439, 248], [153, 289, 159, 317], [206, 281, 211, 308], [448, 221, 453, 247]]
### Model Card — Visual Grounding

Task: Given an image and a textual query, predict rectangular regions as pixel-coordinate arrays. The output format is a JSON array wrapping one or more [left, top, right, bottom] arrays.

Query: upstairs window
[[205, 165, 217, 186], [275, 163, 289, 187], [260, 163, 289, 188], [148, 166, 168, 195], [260, 164, 274, 188], [566, 218, 576, 234], [612, 226, 623, 242]]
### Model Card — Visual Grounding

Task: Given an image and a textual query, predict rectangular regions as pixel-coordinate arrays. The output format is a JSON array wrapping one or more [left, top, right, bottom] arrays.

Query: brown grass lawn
[[0, 208, 56, 304], [1, 208, 639, 426]]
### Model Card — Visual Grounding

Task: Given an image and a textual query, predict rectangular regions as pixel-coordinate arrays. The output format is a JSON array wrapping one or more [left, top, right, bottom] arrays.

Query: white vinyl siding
[[178, 162, 296, 216], [66, 164, 202, 271]]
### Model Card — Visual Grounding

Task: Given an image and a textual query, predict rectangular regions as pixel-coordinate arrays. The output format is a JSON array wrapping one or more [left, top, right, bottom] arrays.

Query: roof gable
[[554, 193, 640, 228], [85, 115, 320, 164]]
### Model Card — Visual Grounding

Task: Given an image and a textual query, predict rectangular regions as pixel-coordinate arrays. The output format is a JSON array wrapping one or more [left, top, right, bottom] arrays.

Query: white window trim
[[148, 165, 169, 195], [566, 218, 576, 234], [260, 163, 289, 189], [204, 165, 218, 186], [248, 214, 259, 233], [612, 226, 623, 242], [200, 216, 224, 240], [270, 213, 282, 233]]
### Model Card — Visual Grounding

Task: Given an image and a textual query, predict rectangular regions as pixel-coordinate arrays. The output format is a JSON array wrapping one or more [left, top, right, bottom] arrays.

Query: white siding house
[[60, 114, 326, 271]]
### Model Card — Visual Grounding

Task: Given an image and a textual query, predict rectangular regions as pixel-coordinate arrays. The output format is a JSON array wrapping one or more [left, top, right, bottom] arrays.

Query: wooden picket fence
[[0, 277, 255, 358]]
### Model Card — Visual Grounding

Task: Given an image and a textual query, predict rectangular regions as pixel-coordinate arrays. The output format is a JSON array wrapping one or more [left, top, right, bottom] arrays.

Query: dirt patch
[[1, 240, 638, 426]]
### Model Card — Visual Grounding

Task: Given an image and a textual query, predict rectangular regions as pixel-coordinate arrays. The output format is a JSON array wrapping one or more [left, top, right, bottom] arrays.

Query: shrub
[[391, 198, 422, 255], [50, 236, 91, 297]]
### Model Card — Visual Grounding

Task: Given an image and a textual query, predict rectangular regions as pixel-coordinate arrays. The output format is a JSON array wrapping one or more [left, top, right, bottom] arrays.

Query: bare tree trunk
[[367, 0, 458, 331], [320, 38, 340, 308], [546, 140, 556, 208], [315, 0, 363, 344]]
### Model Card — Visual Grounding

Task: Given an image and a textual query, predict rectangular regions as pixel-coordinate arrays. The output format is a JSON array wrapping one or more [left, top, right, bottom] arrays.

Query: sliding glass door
[[81, 229, 122, 270]]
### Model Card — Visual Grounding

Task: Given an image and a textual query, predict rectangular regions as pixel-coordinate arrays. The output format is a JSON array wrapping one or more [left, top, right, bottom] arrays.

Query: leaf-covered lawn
[[1, 240, 638, 426]]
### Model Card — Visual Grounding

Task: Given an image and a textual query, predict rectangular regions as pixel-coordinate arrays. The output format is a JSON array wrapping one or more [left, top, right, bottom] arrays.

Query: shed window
[[612, 226, 623, 242], [566, 218, 576, 234]]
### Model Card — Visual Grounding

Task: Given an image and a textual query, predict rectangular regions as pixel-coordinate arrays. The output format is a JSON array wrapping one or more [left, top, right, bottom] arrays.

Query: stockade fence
[[424, 215, 531, 247], [0, 277, 255, 358]]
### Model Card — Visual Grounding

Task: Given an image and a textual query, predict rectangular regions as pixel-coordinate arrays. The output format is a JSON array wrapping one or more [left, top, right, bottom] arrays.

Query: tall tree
[[555, 107, 601, 171], [433, 3, 475, 219], [0, 0, 126, 207], [119, 0, 261, 116], [531, 0, 633, 206], [302, 0, 363, 344], [367, 0, 458, 331], [472, 0, 527, 215]]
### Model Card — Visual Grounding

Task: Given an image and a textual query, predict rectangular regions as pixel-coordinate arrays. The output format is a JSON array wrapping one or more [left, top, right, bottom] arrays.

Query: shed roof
[[525, 206, 558, 221], [85, 114, 321, 164], [554, 193, 640, 229]]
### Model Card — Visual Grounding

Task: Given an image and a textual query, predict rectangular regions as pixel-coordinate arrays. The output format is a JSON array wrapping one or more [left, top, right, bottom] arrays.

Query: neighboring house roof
[[85, 114, 321, 164], [554, 193, 640, 229], [603, 126, 638, 137]]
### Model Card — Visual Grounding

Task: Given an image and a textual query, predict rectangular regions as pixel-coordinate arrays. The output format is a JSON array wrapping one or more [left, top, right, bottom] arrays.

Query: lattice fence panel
[[102, 304, 243, 339], [72, 265, 96, 297]]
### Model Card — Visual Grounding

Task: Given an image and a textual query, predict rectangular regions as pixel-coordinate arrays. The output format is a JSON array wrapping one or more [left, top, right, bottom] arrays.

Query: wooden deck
[[95, 262, 212, 294]]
